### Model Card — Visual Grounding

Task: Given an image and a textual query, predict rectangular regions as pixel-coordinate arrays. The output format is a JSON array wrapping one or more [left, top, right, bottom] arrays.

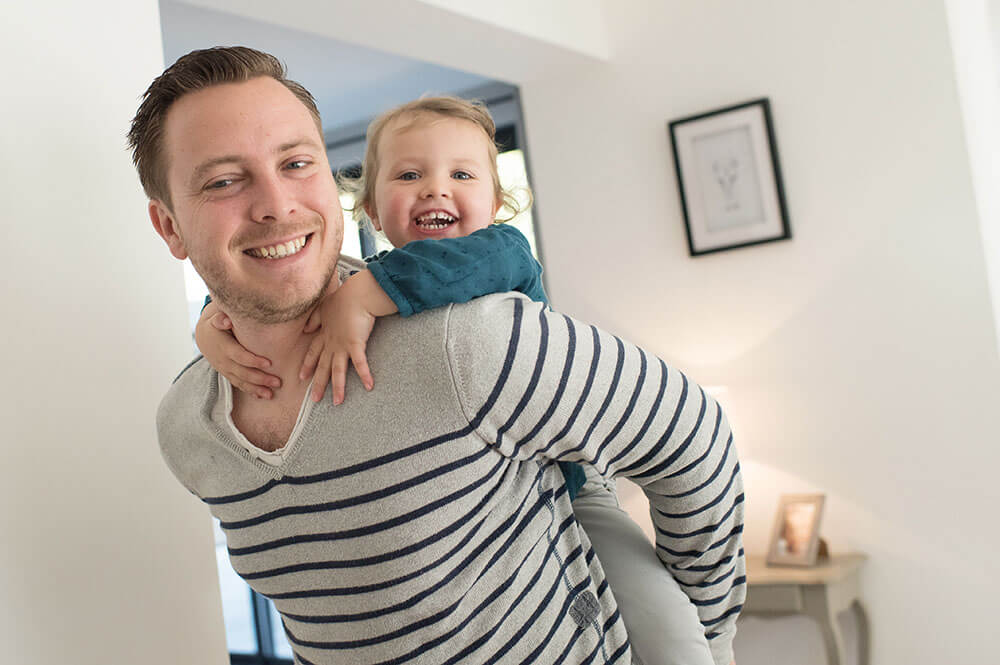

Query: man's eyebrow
[[189, 155, 242, 187], [188, 139, 324, 188], [277, 138, 324, 153]]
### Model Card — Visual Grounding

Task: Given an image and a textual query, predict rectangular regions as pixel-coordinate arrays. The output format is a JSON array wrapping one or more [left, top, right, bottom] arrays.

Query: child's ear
[[149, 199, 189, 260], [493, 194, 504, 218], [364, 202, 381, 231]]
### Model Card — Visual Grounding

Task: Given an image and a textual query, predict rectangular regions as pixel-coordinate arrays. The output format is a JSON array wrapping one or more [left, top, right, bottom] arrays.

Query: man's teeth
[[247, 236, 307, 259], [415, 211, 456, 230]]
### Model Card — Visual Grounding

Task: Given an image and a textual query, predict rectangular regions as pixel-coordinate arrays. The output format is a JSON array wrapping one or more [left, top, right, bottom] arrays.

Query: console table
[[743, 553, 870, 665]]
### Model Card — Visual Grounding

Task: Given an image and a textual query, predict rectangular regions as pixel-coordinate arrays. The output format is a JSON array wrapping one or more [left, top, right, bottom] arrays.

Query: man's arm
[[445, 295, 745, 665]]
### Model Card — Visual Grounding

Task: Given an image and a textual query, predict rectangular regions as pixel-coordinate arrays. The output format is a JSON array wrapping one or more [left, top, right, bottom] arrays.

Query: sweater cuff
[[709, 633, 735, 665], [365, 262, 415, 318]]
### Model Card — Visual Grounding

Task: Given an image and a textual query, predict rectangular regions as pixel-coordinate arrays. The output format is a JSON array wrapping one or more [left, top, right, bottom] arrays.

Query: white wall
[[518, 0, 1000, 663], [6, 1, 999, 664], [0, 1, 228, 662]]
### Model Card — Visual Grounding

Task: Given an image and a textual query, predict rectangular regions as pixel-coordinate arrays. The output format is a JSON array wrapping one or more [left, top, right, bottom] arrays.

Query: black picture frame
[[668, 98, 791, 256]]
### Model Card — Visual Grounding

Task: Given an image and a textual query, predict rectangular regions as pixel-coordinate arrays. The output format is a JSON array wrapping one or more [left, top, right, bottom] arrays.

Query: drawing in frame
[[668, 98, 791, 256], [766, 493, 826, 567]]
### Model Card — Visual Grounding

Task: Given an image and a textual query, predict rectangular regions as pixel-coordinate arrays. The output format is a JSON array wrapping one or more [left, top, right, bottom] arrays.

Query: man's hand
[[299, 270, 397, 404], [195, 300, 279, 399]]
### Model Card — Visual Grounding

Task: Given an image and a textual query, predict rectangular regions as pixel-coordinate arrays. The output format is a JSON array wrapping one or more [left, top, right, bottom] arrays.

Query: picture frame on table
[[668, 98, 791, 256], [766, 493, 826, 567]]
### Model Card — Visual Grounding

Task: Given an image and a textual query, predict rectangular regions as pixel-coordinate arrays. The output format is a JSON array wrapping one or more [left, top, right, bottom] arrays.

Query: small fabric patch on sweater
[[569, 590, 600, 627]]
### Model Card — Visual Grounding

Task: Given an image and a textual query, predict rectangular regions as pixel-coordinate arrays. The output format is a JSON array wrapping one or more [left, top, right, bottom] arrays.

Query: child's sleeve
[[365, 224, 546, 317]]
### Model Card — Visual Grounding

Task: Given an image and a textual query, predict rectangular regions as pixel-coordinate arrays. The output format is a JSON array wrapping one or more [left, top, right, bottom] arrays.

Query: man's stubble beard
[[194, 254, 340, 325]]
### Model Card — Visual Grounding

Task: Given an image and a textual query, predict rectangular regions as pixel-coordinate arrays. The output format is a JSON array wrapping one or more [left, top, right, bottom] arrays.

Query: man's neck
[[224, 277, 340, 402]]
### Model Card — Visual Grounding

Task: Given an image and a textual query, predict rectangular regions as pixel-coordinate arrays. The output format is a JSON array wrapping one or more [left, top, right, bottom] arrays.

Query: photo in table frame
[[668, 98, 791, 256], [766, 493, 826, 567]]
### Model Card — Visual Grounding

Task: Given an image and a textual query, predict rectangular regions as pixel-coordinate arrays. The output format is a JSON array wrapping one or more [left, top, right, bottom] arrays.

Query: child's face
[[367, 116, 501, 248]]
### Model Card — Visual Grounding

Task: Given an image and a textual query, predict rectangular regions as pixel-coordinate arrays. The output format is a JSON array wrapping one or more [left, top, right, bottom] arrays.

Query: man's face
[[150, 77, 343, 324]]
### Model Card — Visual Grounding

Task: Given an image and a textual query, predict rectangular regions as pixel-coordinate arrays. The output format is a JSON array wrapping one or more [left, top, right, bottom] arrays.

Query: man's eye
[[452, 171, 472, 180], [205, 178, 233, 191], [399, 171, 419, 181]]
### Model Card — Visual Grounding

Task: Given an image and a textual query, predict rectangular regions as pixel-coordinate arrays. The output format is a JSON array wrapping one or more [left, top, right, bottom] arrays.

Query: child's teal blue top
[[365, 224, 587, 501]]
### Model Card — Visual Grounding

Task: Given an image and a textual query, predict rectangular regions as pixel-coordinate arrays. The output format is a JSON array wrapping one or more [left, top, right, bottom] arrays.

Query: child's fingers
[[331, 351, 351, 406], [232, 347, 274, 372], [349, 346, 374, 392], [310, 349, 333, 403], [303, 308, 322, 334], [229, 364, 281, 392], [209, 312, 232, 330], [300, 335, 324, 380], [226, 367, 275, 400]]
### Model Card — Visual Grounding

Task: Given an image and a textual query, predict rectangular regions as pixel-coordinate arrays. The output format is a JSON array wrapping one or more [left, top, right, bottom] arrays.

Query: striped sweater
[[157, 293, 745, 665]]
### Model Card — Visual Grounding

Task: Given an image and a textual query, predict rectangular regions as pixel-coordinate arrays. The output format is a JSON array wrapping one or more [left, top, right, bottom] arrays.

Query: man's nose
[[250, 174, 296, 223]]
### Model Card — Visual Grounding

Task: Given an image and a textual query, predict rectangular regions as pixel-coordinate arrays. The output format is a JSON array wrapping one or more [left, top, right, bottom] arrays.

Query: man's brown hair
[[127, 46, 322, 208]]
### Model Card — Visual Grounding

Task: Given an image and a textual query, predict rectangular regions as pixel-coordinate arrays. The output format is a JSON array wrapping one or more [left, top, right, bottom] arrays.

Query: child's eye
[[399, 171, 420, 181], [285, 160, 310, 170], [452, 171, 472, 180]]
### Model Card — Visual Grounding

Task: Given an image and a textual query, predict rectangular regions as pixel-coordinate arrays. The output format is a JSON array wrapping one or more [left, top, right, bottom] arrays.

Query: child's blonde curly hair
[[340, 95, 531, 230]]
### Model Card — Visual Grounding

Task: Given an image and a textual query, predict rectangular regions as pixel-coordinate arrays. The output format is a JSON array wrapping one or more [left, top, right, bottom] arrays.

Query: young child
[[196, 97, 718, 665]]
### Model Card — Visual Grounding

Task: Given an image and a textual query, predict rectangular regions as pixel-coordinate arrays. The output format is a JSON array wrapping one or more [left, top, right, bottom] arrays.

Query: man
[[131, 47, 745, 665]]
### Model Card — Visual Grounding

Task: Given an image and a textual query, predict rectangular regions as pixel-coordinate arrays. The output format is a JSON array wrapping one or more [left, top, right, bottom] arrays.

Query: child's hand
[[299, 270, 397, 404], [195, 301, 280, 399]]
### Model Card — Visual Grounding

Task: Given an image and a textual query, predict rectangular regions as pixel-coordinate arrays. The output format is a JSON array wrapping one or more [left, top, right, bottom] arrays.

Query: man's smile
[[244, 233, 312, 259]]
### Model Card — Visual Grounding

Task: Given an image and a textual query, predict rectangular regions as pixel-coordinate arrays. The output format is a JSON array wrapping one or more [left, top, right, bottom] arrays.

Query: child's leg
[[572, 468, 714, 665]]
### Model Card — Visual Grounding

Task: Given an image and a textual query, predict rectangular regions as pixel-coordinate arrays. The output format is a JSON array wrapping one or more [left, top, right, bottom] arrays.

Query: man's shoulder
[[157, 356, 214, 444]]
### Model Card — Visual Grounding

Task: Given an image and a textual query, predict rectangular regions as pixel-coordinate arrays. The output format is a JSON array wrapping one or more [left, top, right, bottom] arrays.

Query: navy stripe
[[660, 434, 734, 499], [237, 464, 508, 580], [495, 306, 548, 448], [281, 479, 558, 623], [673, 562, 737, 589], [658, 524, 744, 558], [555, 335, 625, 461], [592, 350, 646, 471], [221, 447, 496, 530], [483, 570, 589, 665], [673, 548, 744, 574], [655, 462, 741, 520], [438, 521, 581, 665], [466, 297, 524, 429], [664, 404, 724, 480], [512, 313, 575, 453], [657, 492, 744, 539], [539, 324, 601, 454], [701, 603, 743, 627], [203, 425, 478, 505], [259, 467, 541, 594], [357, 516, 580, 664], [688, 575, 748, 608], [618, 375, 698, 477], [604, 358, 669, 469]]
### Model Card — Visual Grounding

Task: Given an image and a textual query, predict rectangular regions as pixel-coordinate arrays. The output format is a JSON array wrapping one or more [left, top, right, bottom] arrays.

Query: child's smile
[[368, 116, 501, 247]]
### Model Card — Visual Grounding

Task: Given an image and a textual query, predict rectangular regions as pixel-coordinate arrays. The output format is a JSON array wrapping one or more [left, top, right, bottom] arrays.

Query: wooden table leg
[[853, 599, 871, 665], [802, 585, 846, 665]]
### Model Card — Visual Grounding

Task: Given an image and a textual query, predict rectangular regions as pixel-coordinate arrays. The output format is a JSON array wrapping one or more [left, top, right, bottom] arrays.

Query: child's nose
[[421, 174, 451, 198]]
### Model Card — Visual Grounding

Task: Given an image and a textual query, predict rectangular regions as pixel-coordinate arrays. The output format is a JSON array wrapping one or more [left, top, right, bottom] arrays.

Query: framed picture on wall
[[766, 493, 826, 567], [668, 98, 791, 256]]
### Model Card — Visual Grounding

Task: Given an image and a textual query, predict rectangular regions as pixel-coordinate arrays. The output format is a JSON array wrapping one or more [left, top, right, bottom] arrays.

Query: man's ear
[[149, 199, 188, 260], [363, 202, 381, 231]]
